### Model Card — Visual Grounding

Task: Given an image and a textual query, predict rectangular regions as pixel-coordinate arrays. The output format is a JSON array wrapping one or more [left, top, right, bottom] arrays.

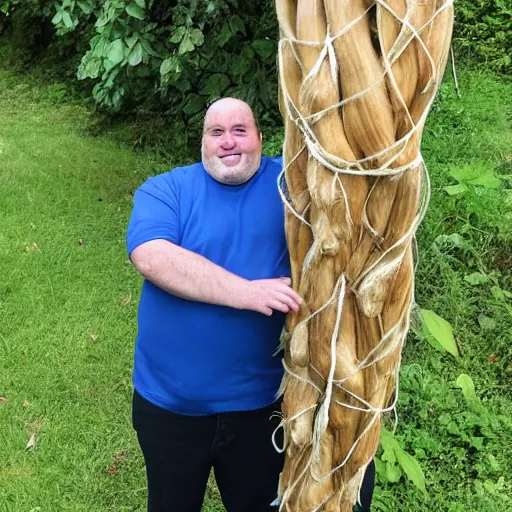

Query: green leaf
[[182, 94, 206, 115], [444, 183, 468, 196], [62, 10, 73, 28], [174, 77, 191, 93], [491, 285, 506, 301], [231, 46, 255, 76], [478, 315, 496, 331], [449, 164, 480, 183], [385, 462, 402, 483], [449, 163, 502, 189], [394, 449, 426, 493], [95, 15, 110, 28], [469, 437, 484, 450], [128, 42, 143, 66], [487, 454, 500, 472], [78, 57, 101, 79], [438, 413, 452, 425], [455, 373, 479, 403], [229, 15, 246, 35], [92, 83, 108, 104], [103, 57, 117, 73], [468, 171, 502, 189], [139, 38, 161, 58], [435, 233, 472, 251], [126, 3, 145, 20], [160, 56, 180, 76], [51, 10, 63, 25], [179, 32, 195, 55], [380, 429, 425, 492], [420, 309, 459, 357], [107, 39, 126, 65], [92, 37, 108, 58], [252, 39, 275, 61], [216, 23, 233, 46], [125, 34, 138, 49], [169, 26, 186, 44], [379, 429, 398, 464], [200, 74, 230, 97], [77, 2, 94, 14], [374, 457, 387, 482], [189, 28, 204, 47], [464, 272, 489, 285]]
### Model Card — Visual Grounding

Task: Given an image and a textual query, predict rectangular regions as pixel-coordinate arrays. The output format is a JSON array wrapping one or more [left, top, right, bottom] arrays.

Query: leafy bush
[[1, 0, 280, 149], [1, 0, 509, 151], [454, 0, 512, 74]]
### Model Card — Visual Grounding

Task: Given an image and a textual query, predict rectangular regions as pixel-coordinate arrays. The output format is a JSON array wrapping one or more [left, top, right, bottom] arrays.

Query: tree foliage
[[1, 0, 279, 147], [0, 0, 509, 147], [454, 0, 511, 74]]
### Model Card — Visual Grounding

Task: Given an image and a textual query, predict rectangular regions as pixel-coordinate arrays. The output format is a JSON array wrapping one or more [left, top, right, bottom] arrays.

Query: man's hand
[[241, 277, 302, 316], [131, 240, 302, 315]]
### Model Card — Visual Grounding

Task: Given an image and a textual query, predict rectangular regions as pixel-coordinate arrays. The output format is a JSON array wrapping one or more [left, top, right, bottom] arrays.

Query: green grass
[[0, 61, 511, 512]]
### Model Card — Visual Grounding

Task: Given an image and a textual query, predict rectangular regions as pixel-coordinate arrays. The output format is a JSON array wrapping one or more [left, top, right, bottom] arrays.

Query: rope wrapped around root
[[274, 1, 454, 510]]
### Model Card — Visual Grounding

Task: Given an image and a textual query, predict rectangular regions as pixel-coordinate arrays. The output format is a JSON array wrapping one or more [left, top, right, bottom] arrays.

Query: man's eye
[[234, 129, 246, 134], [211, 130, 222, 136]]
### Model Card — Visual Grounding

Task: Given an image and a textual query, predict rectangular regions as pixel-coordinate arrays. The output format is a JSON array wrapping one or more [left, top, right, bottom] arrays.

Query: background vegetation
[[0, 0, 510, 153], [0, 1, 511, 511]]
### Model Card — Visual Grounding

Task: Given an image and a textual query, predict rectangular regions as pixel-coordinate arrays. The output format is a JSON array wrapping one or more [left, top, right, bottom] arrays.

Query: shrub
[[454, 0, 511, 74]]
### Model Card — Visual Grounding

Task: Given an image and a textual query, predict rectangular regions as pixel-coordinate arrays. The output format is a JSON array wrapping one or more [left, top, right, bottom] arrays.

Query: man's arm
[[130, 239, 302, 316]]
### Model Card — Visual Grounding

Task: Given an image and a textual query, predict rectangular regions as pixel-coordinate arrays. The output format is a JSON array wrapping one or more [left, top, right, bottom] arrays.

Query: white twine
[[277, 1, 452, 509], [312, 275, 346, 467]]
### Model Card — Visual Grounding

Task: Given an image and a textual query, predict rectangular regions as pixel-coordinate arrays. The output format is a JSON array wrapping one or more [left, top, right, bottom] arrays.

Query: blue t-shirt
[[127, 156, 290, 415]]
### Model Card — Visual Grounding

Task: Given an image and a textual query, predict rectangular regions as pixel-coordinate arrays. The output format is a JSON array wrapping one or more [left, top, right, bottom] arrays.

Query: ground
[[0, 64, 510, 511]]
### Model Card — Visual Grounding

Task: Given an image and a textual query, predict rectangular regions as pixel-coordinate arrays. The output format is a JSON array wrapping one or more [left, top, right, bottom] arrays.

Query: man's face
[[201, 99, 263, 185]]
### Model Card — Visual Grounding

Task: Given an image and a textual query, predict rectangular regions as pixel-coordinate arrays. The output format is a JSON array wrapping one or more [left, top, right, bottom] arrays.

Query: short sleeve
[[126, 173, 180, 256]]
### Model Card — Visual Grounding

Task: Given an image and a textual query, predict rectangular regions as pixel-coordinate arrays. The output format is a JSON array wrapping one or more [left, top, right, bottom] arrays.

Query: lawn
[[0, 62, 511, 511]]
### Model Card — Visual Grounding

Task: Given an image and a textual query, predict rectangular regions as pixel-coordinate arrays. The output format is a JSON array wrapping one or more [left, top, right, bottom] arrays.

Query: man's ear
[[259, 132, 263, 144]]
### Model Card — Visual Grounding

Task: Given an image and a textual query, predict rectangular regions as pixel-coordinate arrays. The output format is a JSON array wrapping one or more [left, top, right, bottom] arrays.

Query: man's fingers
[[278, 285, 303, 306], [250, 278, 303, 315], [268, 300, 290, 314], [275, 292, 300, 313]]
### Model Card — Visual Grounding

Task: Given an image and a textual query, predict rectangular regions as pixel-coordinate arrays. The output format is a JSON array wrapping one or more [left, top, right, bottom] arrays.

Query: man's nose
[[221, 132, 235, 148]]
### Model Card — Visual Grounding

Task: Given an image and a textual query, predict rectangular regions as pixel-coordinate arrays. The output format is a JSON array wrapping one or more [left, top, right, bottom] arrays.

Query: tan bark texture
[[275, 1, 454, 510]]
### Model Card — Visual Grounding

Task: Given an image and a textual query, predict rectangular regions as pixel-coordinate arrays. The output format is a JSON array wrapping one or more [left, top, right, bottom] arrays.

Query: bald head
[[201, 97, 263, 185], [203, 98, 259, 134]]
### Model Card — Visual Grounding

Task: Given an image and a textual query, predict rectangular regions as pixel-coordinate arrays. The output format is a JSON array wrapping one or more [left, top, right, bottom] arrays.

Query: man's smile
[[219, 153, 242, 166]]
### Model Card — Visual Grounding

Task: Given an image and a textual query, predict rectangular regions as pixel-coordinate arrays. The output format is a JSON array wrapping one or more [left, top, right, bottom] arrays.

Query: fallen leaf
[[456, 336, 463, 355], [489, 354, 499, 363], [0, 397, 7, 404], [124, 259, 132, 265], [107, 450, 128, 476], [25, 417, 44, 450], [26, 433, 37, 450], [78, 239, 85, 246], [90, 334, 98, 342], [22, 400, 31, 407], [120, 296, 131, 306]]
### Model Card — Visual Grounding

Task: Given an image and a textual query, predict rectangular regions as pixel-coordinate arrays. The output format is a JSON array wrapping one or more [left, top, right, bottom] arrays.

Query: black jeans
[[132, 390, 375, 512]]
